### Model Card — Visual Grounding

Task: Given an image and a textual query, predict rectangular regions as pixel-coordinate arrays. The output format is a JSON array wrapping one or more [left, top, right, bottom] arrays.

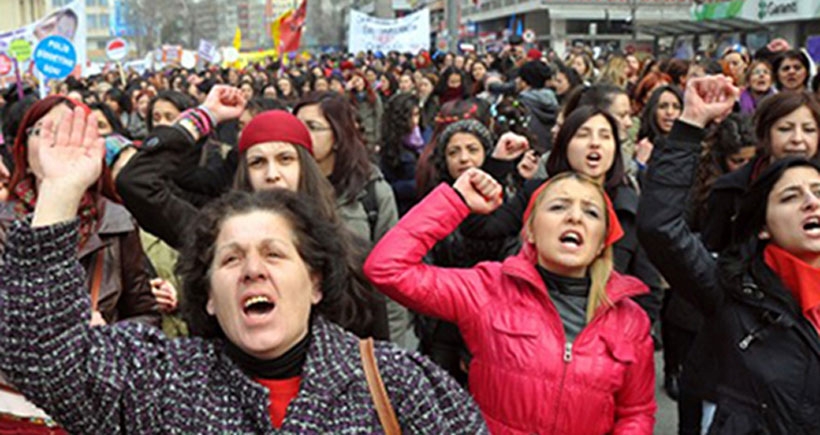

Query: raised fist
[[453, 168, 504, 215], [492, 132, 530, 161]]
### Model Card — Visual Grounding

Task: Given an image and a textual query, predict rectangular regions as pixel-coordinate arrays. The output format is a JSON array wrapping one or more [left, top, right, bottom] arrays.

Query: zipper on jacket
[[563, 342, 573, 362], [549, 342, 573, 433]]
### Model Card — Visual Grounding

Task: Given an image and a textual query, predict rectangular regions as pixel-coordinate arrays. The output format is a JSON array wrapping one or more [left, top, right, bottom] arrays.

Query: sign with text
[[348, 8, 430, 54], [0, 0, 86, 77], [197, 39, 217, 63], [0, 54, 11, 75], [33, 35, 76, 79], [106, 38, 128, 61], [692, 0, 819, 23]]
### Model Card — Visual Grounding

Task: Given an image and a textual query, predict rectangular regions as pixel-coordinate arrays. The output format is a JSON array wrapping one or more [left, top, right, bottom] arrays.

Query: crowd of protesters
[[0, 31, 818, 434]]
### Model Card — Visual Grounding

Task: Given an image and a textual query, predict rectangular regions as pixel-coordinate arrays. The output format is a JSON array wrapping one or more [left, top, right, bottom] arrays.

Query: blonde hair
[[597, 56, 629, 89], [526, 172, 613, 321]]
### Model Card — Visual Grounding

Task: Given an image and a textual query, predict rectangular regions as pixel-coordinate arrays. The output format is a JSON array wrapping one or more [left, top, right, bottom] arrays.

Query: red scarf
[[12, 176, 99, 249], [763, 243, 820, 336]]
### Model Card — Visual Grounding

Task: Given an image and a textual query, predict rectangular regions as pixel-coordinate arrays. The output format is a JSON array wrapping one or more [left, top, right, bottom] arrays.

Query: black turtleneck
[[537, 265, 591, 343], [224, 332, 310, 380]]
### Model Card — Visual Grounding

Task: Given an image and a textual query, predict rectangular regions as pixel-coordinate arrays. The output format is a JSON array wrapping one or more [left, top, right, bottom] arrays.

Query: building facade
[[0, 0, 48, 32]]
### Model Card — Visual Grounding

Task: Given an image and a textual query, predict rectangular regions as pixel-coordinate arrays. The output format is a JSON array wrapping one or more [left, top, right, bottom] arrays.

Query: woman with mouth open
[[0, 107, 487, 433], [365, 161, 656, 433], [638, 74, 820, 434]]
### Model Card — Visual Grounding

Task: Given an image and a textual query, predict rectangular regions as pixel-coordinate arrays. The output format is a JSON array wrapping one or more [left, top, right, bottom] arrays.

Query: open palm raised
[[36, 107, 106, 193]]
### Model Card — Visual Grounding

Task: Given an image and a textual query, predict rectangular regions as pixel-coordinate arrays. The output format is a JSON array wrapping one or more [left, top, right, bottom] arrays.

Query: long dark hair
[[146, 91, 196, 131], [89, 102, 131, 139], [546, 106, 625, 193], [638, 85, 683, 144], [294, 92, 373, 202], [692, 114, 756, 228], [381, 93, 419, 171], [772, 50, 810, 91], [177, 189, 376, 339], [434, 67, 470, 101], [562, 83, 627, 119]]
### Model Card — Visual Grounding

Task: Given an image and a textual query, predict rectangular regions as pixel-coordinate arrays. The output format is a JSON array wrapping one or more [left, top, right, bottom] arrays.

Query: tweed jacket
[[0, 218, 487, 434]]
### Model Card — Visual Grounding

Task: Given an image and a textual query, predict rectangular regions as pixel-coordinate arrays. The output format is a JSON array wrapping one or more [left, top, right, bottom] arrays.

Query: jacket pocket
[[488, 311, 543, 370]]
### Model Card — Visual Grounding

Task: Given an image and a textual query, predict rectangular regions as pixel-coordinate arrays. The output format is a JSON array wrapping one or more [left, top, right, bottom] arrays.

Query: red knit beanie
[[238, 110, 313, 155]]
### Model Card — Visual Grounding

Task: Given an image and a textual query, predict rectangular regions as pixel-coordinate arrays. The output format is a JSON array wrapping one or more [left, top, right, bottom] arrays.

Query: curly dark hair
[[691, 113, 756, 229], [380, 93, 419, 172], [177, 189, 377, 340]]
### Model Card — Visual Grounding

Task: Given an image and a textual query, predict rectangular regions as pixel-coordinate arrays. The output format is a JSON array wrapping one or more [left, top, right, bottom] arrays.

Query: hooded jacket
[[518, 88, 559, 153], [365, 184, 656, 434]]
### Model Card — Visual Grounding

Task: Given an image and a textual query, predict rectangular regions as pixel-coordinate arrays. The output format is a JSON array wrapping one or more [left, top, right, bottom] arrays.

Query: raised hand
[[38, 107, 105, 193], [453, 168, 504, 214], [32, 107, 105, 227], [517, 150, 539, 180], [492, 132, 530, 161], [203, 85, 247, 124], [679, 75, 739, 129]]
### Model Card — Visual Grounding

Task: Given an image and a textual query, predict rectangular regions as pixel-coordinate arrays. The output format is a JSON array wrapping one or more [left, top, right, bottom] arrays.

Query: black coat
[[638, 121, 820, 434], [700, 159, 760, 252]]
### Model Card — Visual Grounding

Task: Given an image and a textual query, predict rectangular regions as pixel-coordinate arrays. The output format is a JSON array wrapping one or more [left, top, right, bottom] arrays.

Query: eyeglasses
[[751, 68, 770, 76]]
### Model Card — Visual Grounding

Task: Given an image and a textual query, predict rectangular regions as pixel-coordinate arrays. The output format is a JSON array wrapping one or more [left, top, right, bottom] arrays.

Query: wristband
[[197, 105, 218, 130]]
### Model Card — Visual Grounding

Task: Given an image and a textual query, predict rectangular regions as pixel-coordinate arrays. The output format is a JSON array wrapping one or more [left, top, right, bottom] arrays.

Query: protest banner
[[0, 0, 86, 79], [347, 8, 430, 54]]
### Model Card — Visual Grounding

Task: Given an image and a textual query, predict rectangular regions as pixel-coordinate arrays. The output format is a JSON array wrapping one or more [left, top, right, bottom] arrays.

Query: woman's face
[[296, 104, 335, 168], [105, 97, 121, 114], [528, 178, 607, 278], [749, 63, 773, 93], [136, 95, 151, 118], [566, 114, 617, 183], [778, 57, 807, 91], [725, 146, 756, 173], [454, 56, 465, 70], [626, 55, 640, 77], [278, 79, 292, 96], [208, 210, 321, 360], [445, 132, 486, 180], [352, 76, 366, 92], [365, 70, 378, 86], [655, 91, 682, 134], [608, 94, 633, 142], [151, 100, 182, 129], [472, 62, 487, 82], [398, 75, 415, 93], [27, 104, 73, 180], [245, 142, 301, 192], [447, 73, 462, 89], [418, 77, 434, 98], [764, 166, 820, 267], [240, 83, 254, 101], [551, 72, 571, 96], [314, 78, 329, 92], [330, 79, 345, 94], [768, 105, 819, 160], [687, 64, 706, 80], [724, 52, 748, 82], [92, 109, 113, 136], [571, 56, 588, 77]]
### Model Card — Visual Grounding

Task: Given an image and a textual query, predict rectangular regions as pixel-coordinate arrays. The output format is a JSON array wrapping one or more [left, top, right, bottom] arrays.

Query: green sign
[[9, 39, 32, 62], [692, 0, 745, 21]]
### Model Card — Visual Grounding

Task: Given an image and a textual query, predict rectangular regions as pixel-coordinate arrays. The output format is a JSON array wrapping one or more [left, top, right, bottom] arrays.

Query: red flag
[[279, 0, 307, 53]]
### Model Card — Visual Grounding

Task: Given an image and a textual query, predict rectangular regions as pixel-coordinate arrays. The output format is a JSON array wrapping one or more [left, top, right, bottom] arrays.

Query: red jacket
[[364, 185, 656, 434]]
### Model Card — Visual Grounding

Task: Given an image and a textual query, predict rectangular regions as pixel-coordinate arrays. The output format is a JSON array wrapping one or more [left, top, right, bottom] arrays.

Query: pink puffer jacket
[[364, 184, 656, 434]]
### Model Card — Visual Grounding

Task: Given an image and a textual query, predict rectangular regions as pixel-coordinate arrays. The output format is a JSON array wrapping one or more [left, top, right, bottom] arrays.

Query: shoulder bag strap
[[359, 338, 401, 435], [89, 251, 105, 312]]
